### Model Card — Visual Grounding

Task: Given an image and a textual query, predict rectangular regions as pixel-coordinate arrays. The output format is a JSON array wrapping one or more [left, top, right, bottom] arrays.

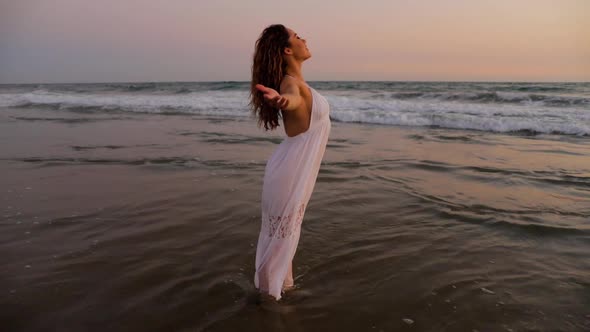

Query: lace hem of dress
[[265, 203, 306, 239]]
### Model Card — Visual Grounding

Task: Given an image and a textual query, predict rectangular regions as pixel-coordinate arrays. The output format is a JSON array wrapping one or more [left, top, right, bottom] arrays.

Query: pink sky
[[1, 0, 588, 83]]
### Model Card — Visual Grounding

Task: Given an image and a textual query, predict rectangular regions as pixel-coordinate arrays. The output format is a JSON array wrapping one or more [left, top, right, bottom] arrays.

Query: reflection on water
[[1, 109, 589, 331]]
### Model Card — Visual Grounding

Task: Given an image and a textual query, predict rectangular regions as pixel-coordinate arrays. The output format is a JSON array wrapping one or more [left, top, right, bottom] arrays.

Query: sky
[[1, 0, 589, 84]]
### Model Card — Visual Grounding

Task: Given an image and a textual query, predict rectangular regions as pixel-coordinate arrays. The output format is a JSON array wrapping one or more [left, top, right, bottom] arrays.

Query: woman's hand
[[255, 84, 290, 110]]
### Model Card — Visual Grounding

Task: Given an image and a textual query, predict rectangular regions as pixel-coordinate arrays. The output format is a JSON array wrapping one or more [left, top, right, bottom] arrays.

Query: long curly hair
[[249, 24, 291, 131]]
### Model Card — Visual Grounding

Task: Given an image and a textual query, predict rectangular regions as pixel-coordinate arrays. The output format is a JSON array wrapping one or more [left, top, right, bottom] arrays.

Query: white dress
[[254, 81, 331, 300]]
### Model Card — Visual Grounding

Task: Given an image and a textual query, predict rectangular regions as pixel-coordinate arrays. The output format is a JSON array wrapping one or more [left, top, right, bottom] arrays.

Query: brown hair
[[249, 24, 290, 131]]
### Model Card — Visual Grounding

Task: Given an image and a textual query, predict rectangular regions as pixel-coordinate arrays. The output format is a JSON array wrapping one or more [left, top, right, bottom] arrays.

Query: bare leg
[[282, 261, 295, 292]]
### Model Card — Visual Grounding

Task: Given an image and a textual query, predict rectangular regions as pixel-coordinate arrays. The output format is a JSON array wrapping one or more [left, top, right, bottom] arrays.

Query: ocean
[[1, 81, 589, 331], [1, 81, 589, 135]]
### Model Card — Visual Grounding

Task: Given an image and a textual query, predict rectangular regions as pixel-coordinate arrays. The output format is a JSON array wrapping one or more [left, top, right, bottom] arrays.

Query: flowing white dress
[[254, 82, 331, 300]]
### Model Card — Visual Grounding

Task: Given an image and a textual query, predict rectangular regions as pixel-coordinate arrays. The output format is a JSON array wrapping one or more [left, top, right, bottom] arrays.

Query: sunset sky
[[1, 0, 589, 84]]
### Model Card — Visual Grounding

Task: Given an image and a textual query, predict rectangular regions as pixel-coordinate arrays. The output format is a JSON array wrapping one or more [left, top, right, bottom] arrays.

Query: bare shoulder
[[279, 75, 302, 96]]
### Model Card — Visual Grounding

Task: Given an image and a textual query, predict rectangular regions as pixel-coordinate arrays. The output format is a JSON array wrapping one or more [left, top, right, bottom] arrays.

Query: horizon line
[[1, 79, 589, 85]]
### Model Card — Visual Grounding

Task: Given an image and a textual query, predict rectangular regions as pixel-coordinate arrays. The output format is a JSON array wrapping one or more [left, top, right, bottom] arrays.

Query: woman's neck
[[285, 62, 304, 81]]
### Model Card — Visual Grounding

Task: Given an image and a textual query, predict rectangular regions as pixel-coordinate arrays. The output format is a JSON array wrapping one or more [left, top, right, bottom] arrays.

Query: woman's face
[[285, 28, 311, 60]]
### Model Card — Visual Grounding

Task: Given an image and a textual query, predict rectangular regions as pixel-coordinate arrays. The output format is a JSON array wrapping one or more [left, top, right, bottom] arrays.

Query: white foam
[[326, 95, 590, 135], [0, 90, 252, 116], [1, 89, 589, 135]]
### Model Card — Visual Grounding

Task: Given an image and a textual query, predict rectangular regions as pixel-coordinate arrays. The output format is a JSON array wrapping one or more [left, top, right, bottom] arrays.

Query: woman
[[249, 24, 331, 301]]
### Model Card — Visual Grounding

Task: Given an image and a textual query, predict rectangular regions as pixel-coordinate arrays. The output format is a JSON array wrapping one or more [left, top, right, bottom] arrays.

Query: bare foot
[[281, 284, 296, 293]]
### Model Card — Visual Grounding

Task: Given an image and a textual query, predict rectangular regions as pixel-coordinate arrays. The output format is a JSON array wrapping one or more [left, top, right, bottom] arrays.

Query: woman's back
[[280, 75, 313, 138]]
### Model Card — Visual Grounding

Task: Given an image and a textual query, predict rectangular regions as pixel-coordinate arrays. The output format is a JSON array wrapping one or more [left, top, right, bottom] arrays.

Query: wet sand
[[1, 107, 589, 331]]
